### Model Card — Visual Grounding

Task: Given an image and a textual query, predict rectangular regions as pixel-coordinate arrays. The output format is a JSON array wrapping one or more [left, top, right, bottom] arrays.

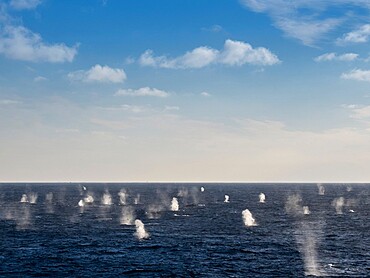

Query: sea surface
[[0, 183, 369, 277]]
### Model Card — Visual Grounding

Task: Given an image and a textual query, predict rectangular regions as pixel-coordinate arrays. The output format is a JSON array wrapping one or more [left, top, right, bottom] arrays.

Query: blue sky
[[1, 0, 370, 181]]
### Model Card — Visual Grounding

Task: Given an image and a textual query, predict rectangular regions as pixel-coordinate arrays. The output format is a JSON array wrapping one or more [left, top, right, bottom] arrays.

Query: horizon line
[[0, 180, 369, 184]]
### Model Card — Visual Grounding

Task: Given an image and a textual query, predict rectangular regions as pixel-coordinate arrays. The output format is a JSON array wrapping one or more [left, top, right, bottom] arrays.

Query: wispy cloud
[[341, 69, 370, 82], [0, 25, 78, 62], [120, 104, 147, 113], [68, 64, 126, 83], [164, 106, 180, 112], [3, 96, 370, 181], [139, 39, 280, 69], [200, 91, 211, 97], [96, 104, 151, 114], [314, 52, 358, 62], [115, 87, 169, 97], [346, 105, 370, 120], [240, 0, 370, 46], [9, 0, 41, 10], [201, 24, 223, 33], [0, 1, 78, 63], [0, 99, 21, 105], [337, 24, 370, 44], [34, 76, 47, 82], [139, 47, 219, 69]]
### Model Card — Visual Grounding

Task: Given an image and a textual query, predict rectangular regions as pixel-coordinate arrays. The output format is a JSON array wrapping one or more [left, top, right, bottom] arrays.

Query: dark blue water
[[0, 183, 369, 277]]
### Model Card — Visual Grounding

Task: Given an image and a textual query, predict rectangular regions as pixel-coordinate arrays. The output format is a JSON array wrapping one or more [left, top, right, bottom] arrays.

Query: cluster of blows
[[259, 193, 266, 203], [101, 191, 113, 205], [171, 197, 179, 211], [224, 195, 230, 203], [19, 193, 38, 204], [242, 209, 257, 226], [134, 219, 149, 239]]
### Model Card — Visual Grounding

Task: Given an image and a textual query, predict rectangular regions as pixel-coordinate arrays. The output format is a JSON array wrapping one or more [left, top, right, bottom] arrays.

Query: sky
[[1, 0, 370, 182]]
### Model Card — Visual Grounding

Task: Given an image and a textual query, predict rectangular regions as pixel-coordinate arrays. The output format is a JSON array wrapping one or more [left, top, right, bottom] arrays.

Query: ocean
[[0, 183, 369, 277]]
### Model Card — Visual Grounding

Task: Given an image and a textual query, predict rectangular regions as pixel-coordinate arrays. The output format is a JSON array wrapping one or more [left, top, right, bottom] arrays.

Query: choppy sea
[[0, 183, 369, 277]]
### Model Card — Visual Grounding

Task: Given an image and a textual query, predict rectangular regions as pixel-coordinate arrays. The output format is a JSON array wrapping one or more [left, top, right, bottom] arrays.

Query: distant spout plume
[[303, 206, 310, 215], [146, 205, 164, 219], [120, 206, 135, 225], [224, 195, 230, 203], [84, 194, 94, 204], [20, 194, 28, 203], [134, 219, 149, 239], [28, 193, 38, 204], [332, 197, 345, 214], [134, 194, 140, 205], [45, 192, 53, 203], [171, 197, 179, 211], [317, 184, 325, 195], [259, 193, 266, 203], [242, 209, 257, 226], [295, 222, 326, 277], [101, 190, 112, 205], [285, 194, 303, 215], [118, 189, 127, 205]]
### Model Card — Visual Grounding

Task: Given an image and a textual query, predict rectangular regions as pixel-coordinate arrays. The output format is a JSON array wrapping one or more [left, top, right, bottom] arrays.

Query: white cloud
[[55, 128, 79, 133], [314, 52, 358, 62], [120, 104, 146, 113], [347, 105, 370, 120], [0, 99, 20, 105], [201, 24, 223, 33], [177, 46, 219, 68], [278, 17, 341, 46], [164, 106, 180, 111], [68, 65, 126, 83], [241, 0, 370, 45], [125, 56, 135, 65], [139, 47, 219, 69], [34, 75, 47, 82], [220, 39, 279, 66], [139, 39, 279, 69], [95, 104, 149, 114], [338, 24, 370, 43], [200, 91, 211, 97], [0, 25, 77, 62], [341, 69, 370, 82], [115, 87, 169, 97], [9, 0, 41, 10]]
